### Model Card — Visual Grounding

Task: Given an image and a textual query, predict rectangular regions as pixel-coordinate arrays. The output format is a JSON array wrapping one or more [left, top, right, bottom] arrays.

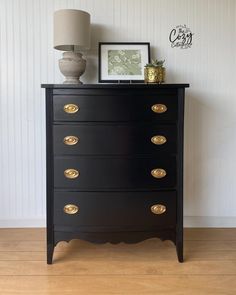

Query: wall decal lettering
[[169, 25, 193, 49]]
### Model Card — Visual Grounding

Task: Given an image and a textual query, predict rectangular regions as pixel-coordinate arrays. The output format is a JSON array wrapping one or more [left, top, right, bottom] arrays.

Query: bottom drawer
[[54, 191, 176, 230]]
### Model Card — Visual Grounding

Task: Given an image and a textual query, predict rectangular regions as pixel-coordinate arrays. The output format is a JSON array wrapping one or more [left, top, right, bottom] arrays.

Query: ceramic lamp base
[[59, 51, 86, 84]]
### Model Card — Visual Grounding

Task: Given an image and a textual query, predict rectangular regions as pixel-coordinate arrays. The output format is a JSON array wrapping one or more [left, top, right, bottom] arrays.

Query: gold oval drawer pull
[[151, 168, 167, 178], [151, 135, 167, 145], [64, 169, 79, 179], [64, 204, 79, 214], [151, 104, 167, 113], [63, 103, 79, 114], [151, 204, 166, 215], [63, 135, 79, 146]]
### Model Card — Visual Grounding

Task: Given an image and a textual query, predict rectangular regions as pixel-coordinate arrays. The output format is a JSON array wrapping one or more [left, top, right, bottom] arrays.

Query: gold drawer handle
[[63, 103, 79, 114], [151, 104, 167, 113], [151, 135, 167, 145], [64, 169, 79, 179], [63, 135, 79, 146], [151, 168, 167, 178], [151, 204, 166, 215], [64, 204, 79, 214]]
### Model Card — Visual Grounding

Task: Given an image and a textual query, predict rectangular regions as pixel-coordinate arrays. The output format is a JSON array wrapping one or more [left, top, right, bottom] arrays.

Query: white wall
[[0, 0, 235, 227]]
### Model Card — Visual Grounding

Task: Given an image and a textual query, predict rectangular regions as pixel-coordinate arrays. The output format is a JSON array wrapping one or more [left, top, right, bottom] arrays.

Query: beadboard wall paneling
[[0, 0, 235, 227]]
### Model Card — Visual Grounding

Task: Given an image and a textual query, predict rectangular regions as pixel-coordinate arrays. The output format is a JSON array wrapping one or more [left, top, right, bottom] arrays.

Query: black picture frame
[[98, 42, 150, 83]]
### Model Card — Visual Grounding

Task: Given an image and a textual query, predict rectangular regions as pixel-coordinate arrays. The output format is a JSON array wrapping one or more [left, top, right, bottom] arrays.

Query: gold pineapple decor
[[144, 59, 165, 83]]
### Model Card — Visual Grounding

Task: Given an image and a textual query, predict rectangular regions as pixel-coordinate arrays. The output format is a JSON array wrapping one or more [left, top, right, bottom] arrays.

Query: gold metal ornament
[[151, 135, 167, 145], [150, 204, 166, 215], [151, 168, 167, 178], [64, 169, 79, 179], [144, 67, 165, 83], [63, 104, 79, 114], [63, 204, 79, 214], [63, 136, 79, 146], [151, 104, 167, 114]]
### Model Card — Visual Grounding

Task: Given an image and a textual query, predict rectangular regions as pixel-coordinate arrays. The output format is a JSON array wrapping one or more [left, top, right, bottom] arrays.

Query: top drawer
[[53, 90, 178, 122]]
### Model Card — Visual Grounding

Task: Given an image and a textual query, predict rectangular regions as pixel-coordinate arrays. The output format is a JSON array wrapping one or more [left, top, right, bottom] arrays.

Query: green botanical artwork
[[108, 50, 142, 75]]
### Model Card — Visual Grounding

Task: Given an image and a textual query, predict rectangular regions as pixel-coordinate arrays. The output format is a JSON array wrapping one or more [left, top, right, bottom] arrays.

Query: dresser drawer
[[53, 94, 178, 122], [54, 156, 176, 190], [54, 191, 176, 229], [53, 124, 177, 155]]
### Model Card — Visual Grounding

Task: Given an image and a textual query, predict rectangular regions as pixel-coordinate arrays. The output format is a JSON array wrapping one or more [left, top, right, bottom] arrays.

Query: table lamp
[[54, 9, 91, 84]]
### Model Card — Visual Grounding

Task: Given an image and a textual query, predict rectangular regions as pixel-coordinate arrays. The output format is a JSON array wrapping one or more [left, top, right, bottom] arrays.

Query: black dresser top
[[41, 83, 189, 89]]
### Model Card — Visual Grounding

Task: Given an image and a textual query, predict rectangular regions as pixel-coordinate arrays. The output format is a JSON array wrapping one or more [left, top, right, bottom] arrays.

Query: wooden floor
[[0, 229, 236, 294]]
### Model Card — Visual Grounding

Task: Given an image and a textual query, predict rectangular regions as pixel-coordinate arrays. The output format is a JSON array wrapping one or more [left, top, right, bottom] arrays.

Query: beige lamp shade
[[54, 9, 90, 51]]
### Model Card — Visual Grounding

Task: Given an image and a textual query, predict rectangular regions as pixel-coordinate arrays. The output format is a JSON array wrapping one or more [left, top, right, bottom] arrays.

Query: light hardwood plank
[[2, 239, 236, 252], [0, 252, 45, 261], [184, 228, 236, 241], [0, 228, 46, 241], [1, 260, 236, 275], [0, 249, 177, 261], [1, 249, 236, 262], [1, 228, 236, 294], [0, 275, 235, 295]]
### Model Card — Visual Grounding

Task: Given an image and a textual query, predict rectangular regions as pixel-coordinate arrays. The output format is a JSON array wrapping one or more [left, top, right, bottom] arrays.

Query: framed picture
[[98, 42, 150, 83]]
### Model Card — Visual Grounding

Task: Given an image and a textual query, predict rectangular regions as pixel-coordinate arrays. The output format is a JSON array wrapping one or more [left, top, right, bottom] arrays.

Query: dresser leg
[[47, 244, 54, 264], [176, 242, 184, 263]]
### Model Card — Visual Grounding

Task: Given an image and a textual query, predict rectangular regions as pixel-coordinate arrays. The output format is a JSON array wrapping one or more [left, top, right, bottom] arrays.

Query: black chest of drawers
[[42, 83, 189, 264]]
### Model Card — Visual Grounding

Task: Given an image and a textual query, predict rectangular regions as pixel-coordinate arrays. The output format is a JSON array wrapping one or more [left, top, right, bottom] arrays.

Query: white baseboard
[[0, 217, 236, 228], [184, 216, 236, 227], [0, 219, 46, 228]]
